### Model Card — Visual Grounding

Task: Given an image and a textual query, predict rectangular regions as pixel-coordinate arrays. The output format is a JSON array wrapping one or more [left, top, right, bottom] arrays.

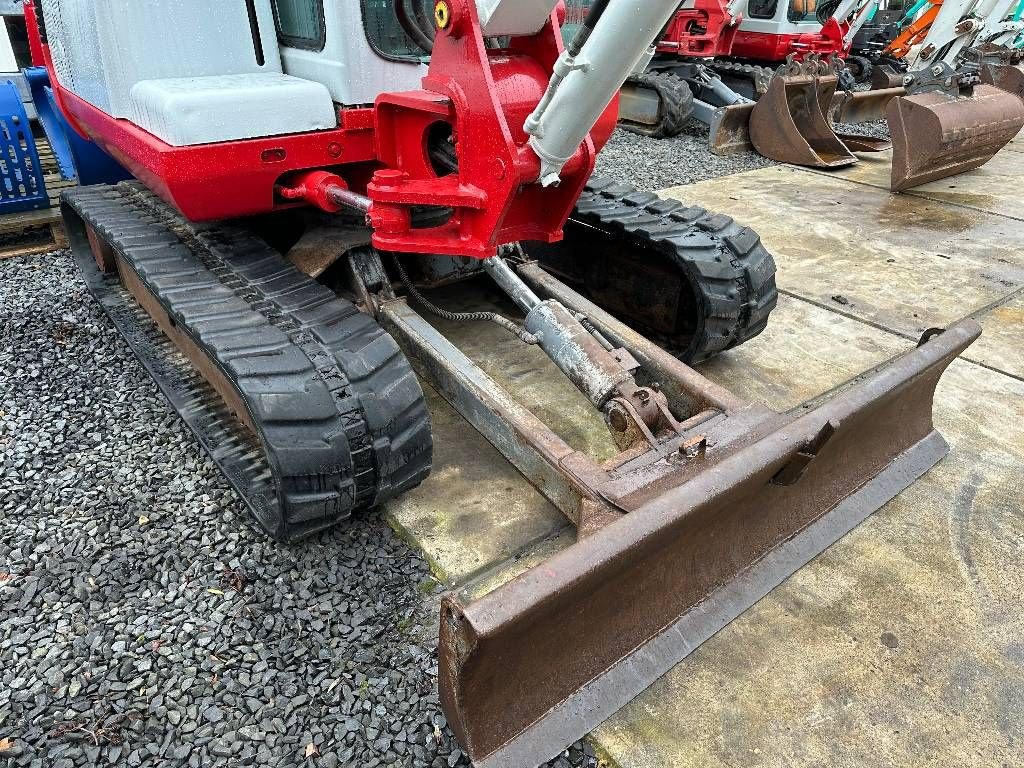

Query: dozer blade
[[887, 83, 1024, 192], [749, 55, 857, 168], [981, 62, 1024, 104], [441, 320, 980, 768]]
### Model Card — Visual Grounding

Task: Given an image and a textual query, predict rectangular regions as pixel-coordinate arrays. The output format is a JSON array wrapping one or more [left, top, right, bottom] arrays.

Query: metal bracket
[[771, 421, 837, 486]]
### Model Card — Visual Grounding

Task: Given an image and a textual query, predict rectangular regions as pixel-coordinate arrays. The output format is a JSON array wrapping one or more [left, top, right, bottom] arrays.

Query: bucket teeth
[[749, 55, 858, 169], [887, 83, 1024, 192]]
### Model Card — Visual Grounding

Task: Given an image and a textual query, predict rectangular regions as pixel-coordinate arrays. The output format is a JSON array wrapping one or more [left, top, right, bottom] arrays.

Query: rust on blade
[[440, 320, 981, 768], [887, 83, 1024, 192], [750, 55, 857, 168]]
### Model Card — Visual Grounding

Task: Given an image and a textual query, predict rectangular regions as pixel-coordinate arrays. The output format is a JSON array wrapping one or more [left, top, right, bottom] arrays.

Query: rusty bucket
[[887, 72, 1024, 191], [750, 55, 858, 168], [981, 61, 1024, 104], [707, 102, 756, 154]]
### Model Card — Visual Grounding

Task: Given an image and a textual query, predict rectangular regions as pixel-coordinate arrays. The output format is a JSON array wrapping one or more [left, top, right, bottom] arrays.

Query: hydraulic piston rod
[[524, 0, 683, 185]]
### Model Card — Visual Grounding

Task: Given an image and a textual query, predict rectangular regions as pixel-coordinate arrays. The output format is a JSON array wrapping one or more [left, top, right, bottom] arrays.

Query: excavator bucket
[[830, 86, 906, 124], [707, 102, 755, 154], [887, 80, 1024, 191], [432, 257, 980, 767], [981, 61, 1024, 103], [749, 55, 858, 168]]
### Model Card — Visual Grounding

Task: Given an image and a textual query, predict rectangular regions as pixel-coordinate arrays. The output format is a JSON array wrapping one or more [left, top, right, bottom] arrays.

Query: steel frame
[[347, 246, 981, 768]]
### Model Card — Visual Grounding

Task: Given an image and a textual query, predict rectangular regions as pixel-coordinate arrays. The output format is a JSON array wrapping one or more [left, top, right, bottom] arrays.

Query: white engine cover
[[41, 0, 282, 118], [39, 0, 338, 146], [130, 73, 337, 147]]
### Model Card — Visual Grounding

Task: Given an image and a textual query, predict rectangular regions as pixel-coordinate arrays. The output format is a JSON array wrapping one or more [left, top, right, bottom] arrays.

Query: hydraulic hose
[[397, 0, 435, 54], [392, 256, 540, 345], [566, 0, 613, 56]]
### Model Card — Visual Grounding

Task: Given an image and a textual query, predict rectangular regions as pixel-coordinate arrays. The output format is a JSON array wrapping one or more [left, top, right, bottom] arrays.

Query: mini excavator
[[27, 1, 979, 765]]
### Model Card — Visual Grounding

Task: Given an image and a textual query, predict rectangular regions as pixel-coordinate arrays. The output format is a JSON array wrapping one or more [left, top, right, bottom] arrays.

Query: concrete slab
[[662, 166, 1024, 339], [386, 383, 568, 586], [593, 360, 1024, 768], [964, 293, 1024, 381], [1006, 127, 1024, 153], [816, 148, 1024, 222], [697, 293, 905, 412]]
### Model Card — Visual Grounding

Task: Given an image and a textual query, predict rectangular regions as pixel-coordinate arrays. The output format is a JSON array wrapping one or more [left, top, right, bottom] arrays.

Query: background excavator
[[616, 0, 1023, 188], [854, 0, 1024, 188], [27, 0, 978, 765], [615, 0, 886, 151], [872, 0, 1024, 97]]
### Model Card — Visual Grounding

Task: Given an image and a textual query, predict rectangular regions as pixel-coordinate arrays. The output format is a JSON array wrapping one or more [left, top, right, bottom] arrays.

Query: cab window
[[788, 0, 819, 22], [273, 0, 326, 51], [748, 0, 779, 19], [361, 0, 434, 62]]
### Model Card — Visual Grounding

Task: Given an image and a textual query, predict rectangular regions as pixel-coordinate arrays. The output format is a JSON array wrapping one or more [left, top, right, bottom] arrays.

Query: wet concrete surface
[[383, 144, 1023, 766], [593, 360, 1024, 768], [593, 152, 1024, 768], [809, 148, 1024, 222], [965, 293, 1024, 381], [663, 165, 1024, 339]]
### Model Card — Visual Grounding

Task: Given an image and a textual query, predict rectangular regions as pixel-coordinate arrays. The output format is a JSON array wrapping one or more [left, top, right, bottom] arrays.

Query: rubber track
[[621, 71, 694, 139], [568, 178, 778, 363], [62, 184, 432, 542], [711, 61, 774, 98]]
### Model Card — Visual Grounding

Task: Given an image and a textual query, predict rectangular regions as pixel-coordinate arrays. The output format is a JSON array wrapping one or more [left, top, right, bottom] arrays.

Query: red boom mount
[[656, 0, 742, 59]]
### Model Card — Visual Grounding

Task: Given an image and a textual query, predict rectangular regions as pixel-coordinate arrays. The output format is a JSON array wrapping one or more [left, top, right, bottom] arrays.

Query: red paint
[[29, 0, 614, 259], [652, 0, 852, 67], [656, 0, 742, 58], [369, 0, 610, 258], [730, 18, 849, 61], [277, 170, 349, 214], [25, 1, 45, 67], [54, 89, 378, 221]]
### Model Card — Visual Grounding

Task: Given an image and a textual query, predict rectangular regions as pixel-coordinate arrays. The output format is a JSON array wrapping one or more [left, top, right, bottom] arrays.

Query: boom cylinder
[[524, 0, 682, 186]]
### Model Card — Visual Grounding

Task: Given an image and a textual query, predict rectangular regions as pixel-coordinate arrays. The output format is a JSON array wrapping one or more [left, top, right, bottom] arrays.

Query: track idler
[[749, 55, 860, 168], [887, 63, 1024, 192]]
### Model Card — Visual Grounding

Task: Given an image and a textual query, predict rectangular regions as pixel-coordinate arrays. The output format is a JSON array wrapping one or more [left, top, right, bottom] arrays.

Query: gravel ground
[[596, 124, 773, 190], [0, 253, 602, 768], [834, 119, 891, 141]]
